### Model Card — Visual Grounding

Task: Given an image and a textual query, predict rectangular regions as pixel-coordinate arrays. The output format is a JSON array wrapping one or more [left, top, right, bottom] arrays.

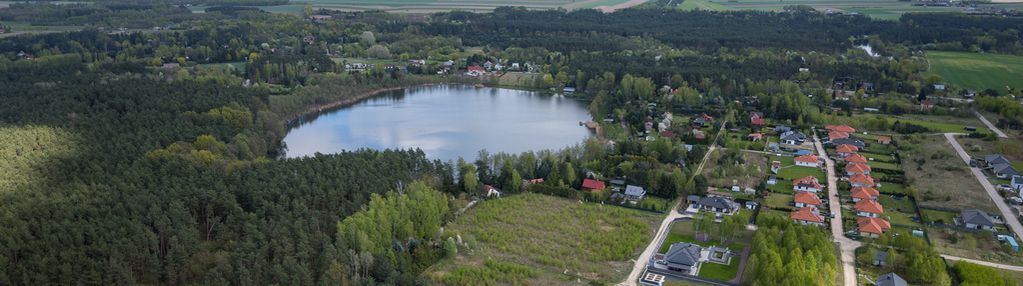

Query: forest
[[1, 1, 1022, 285]]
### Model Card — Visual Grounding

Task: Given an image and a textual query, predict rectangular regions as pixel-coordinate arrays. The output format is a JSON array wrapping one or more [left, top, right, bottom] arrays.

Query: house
[[770, 161, 781, 173], [959, 209, 997, 231], [873, 250, 889, 266], [774, 125, 792, 133], [793, 191, 822, 208], [857, 217, 891, 238], [825, 125, 856, 133], [582, 179, 605, 192], [745, 201, 758, 210], [848, 174, 877, 188], [466, 65, 486, 77], [693, 114, 714, 126], [876, 273, 908, 286], [483, 185, 501, 197], [1013, 175, 1023, 192], [850, 187, 880, 202], [767, 175, 778, 185], [830, 138, 866, 149], [624, 185, 647, 201], [694, 130, 706, 140], [836, 144, 859, 156], [934, 84, 946, 91], [695, 196, 740, 215], [658, 242, 705, 275], [844, 153, 868, 164], [750, 112, 766, 126], [791, 207, 825, 226], [780, 131, 806, 145], [748, 133, 763, 141], [855, 200, 884, 217], [992, 163, 1022, 179], [482, 61, 494, 70], [828, 131, 850, 141], [845, 163, 871, 177], [877, 136, 892, 145], [794, 154, 820, 168], [793, 176, 823, 192], [977, 154, 1012, 167]]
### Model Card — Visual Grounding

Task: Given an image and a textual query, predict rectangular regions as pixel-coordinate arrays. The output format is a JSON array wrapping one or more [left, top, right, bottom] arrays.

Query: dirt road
[[812, 132, 861, 286]]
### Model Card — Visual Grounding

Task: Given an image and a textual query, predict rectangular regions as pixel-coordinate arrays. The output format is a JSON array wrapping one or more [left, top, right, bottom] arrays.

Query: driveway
[[812, 132, 862, 286], [943, 133, 1023, 240]]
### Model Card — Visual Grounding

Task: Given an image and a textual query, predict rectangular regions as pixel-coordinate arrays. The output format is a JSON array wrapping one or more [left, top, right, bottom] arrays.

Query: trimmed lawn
[[867, 160, 899, 171], [877, 195, 920, 227], [659, 220, 747, 253], [764, 193, 794, 211], [698, 259, 740, 281], [777, 166, 826, 181], [766, 180, 794, 194], [877, 182, 906, 195], [920, 208, 958, 225], [860, 152, 896, 163]]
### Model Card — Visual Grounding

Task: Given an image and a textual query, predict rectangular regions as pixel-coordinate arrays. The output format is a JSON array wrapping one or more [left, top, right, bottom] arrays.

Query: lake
[[282, 85, 593, 161]]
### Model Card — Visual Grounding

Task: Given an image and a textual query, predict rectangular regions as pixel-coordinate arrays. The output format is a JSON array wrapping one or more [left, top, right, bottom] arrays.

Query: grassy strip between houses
[[698, 259, 740, 281], [426, 193, 661, 285]]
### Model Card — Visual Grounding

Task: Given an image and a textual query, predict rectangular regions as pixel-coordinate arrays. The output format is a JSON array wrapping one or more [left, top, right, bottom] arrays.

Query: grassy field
[[920, 208, 957, 224], [901, 135, 997, 213], [877, 195, 920, 227], [675, 0, 731, 11], [426, 193, 661, 285], [928, 226, 1023, 266], [698, 258, 740, 281], [764, 193, 794, 211], [928, 51, 1023, 92], [0, 21, 83, 38], [697, 0, 973, 20], [702, 150, 770, 189]]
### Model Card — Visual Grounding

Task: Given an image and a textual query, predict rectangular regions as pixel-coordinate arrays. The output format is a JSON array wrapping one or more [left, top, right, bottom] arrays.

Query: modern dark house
[[657, 242, 705, 275], [875, 272, 907, 286], [959, 209, 997, 231]]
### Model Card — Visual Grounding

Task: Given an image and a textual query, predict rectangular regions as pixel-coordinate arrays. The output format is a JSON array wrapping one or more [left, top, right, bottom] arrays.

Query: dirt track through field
[[596, 0, 648, 12]]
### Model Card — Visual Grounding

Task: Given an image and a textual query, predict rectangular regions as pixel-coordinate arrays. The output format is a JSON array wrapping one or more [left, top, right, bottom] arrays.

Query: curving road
[[620, 120, 726, 286], [812, 132, 861, 286]]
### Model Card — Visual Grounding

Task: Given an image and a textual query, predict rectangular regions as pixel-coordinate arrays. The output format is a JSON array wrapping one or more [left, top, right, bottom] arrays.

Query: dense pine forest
[[1, 1, 1023, 285]]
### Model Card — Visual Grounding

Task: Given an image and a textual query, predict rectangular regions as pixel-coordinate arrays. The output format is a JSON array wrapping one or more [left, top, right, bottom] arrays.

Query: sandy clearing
[[596, 0, 648, 13]]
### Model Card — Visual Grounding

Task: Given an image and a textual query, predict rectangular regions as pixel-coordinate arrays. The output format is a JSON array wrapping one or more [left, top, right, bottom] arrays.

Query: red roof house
[[748, 133, 763, 141], [835, 144, 859, 156], [854, 200, 884, 217], [794, 154, 820, 167], [581, 179, 606, 192], [467, 65, 485, 73], [857, 217, 891, 237], [793, 176, 823, 192], [794, 191, 822, 208], [826, 125, 856, 133], [751, 113, 766, 126], [850, 187, 880, 202], [829, 131, 850, 141], [791, 207, 825, 225], [845, 153, 868, 164], [849, 174, 876, 187], [845, 163, 872, 176]]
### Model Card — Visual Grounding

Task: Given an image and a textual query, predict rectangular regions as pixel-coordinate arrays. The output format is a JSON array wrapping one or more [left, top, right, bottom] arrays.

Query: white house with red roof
[[835, 144, 859, 157], [793, 176, 823, 192], [845, 163, 872, 176], [581, 179, 605, 192], [826, 125, 856, 133], [849, 174, 877, 188], [855, 200, 884, 217], [794, 154, 820, 168], [793, 191, 822, 208], [791, 207, 825, 226], [844, 153, 868, 164], [857, 217, 891, 238], [850, 187, 880, 202]]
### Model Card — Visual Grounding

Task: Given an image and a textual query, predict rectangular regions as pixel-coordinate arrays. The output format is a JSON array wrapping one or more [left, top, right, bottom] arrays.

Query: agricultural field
[[927, 51, 1023, 92], [689, 0, 971, 20], [261, 0, 646, 13], [900, 134, 997, 213], [425, 193, 661, 285]]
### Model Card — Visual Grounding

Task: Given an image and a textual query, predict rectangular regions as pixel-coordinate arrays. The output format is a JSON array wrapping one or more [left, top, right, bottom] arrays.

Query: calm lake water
[[282, 85, 593, 161]]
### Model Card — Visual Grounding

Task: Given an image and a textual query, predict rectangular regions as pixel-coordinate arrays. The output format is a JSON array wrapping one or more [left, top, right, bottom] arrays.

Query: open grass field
[[901, 135, 998, 213], [920, 207, 957, 224], [425, 193, 661, 285], [0, 21, 83, 38], [764, 193, 794, 211], [928, 51, 1023, 92], [877, 195, 920, 227], [675, 0, 731, 11], [702, 150, 770, 189]]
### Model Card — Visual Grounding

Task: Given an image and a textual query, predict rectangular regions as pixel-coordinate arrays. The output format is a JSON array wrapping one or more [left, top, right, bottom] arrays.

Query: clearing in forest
[[424, 192, 660, 285]]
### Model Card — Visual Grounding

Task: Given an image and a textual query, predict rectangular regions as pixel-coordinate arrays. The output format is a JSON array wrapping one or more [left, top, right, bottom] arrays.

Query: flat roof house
[[959, 209, 997, 231]]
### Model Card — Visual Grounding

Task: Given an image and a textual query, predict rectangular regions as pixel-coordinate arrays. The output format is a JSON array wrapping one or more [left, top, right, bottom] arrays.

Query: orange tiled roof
[[791, 207, 825, 223], [850, 187, 880, 200], [849, 174, 876, 186], [795, 154, 819, 163], [793, 176, 822, 189], [845, 163, 871, 174], [845, 153, 868, 164], [794, 191, 822, 205], [835, 144, 859, 154], [857, 217, 891, 234], [855, 199, 884, 214], [826, 125, 856, 133], [829, 131, 850, 140]]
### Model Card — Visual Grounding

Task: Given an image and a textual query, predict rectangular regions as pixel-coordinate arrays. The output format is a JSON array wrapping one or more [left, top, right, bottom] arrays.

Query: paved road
[[620, 120, 726, 286], [974, 110, 1009, 138], [812, 132, 862, 286], [941, 254, 1023, 271], [943, 133, 1023, 240]]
